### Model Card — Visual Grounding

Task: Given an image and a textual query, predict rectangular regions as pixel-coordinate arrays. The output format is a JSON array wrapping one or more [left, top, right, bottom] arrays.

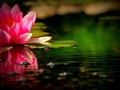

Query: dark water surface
[[0, 13, 120, 90]]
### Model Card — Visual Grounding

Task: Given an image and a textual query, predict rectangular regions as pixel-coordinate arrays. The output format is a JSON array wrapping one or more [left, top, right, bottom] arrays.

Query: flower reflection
[[0, 46, 38, 86]]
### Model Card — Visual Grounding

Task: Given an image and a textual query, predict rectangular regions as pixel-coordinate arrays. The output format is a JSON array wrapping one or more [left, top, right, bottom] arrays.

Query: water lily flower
[[0, 3, 51, 46]]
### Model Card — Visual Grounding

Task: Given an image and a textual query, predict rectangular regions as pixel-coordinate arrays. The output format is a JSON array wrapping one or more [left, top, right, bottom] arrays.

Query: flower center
[[7, 19, 15, 27]]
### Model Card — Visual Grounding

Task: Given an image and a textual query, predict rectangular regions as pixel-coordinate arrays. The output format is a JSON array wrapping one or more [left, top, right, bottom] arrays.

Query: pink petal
[[11, 4, 22, 22], [11, 4, 20, 18], [0, 30, 11, 45], [2, 3, 11, 12], [0, 8, 6, 23], [9, 23, 20, 38], [15, 12, 22, 22], [22, 11, 36, 31], [23, 11, 36, 24], [0, 8, 5, 18], [28, 36, 52, 44], [22, 20, 32, 32], [0, 24, 10, 32], [15, 33, 32, 44], [10, 23, 28, 35]]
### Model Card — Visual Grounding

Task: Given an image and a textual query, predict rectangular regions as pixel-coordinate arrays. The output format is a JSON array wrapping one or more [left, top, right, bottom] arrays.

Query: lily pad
[[51, 40, 76, 48]]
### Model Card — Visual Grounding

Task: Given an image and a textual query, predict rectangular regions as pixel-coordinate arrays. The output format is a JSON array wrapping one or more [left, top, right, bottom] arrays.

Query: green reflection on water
[[43, 13, 120, 56], [32, 13, 120, 76]]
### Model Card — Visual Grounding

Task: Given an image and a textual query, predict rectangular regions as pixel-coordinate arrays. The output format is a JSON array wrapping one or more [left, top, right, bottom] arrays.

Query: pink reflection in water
[[0, 46, 38, 86]]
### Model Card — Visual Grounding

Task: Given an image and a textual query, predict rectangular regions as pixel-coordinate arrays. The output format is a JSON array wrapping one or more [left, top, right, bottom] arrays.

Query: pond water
[[0, 13, 120, 90]]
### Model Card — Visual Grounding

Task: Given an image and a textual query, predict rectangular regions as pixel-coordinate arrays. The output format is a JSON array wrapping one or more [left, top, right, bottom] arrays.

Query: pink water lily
[[0, 3, 51, 46]]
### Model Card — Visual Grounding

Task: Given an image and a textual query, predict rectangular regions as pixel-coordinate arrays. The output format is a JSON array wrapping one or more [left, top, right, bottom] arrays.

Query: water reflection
[[0, 46, 38, 87]]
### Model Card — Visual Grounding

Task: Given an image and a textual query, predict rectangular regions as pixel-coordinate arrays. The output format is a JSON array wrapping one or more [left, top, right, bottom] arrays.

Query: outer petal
[[28, 36, 52, 44], [2, 3, 11, 13], [11, 4, 20, 18], [22, 11, 36, 31], [15, 33, 32, 44], [0, 30, 11, 45], [0, 8, 5, 22], [23, 11, 36, 24]]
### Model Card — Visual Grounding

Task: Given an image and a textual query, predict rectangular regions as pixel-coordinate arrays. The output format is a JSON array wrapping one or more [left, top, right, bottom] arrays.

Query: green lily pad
[[51, 40, 76, 48]]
